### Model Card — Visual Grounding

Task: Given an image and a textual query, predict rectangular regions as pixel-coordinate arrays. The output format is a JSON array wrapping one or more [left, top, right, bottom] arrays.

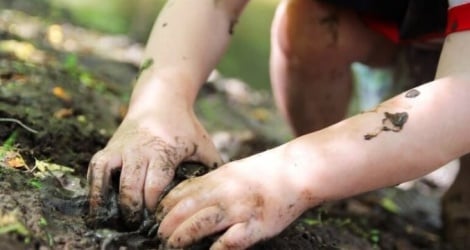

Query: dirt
[[0, 7, 458, 250]]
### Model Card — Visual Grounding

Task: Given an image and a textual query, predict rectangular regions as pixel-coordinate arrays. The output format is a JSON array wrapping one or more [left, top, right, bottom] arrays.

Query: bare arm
[[156, 5, 470, 250], [157, 31, 470, 249], [88, 0, 250, 225], [128, 0, 249, 115], [288, 31, 470, 204]]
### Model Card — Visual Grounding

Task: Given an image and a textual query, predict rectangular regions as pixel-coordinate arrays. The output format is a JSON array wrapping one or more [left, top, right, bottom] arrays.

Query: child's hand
[[87, 108, 221, 227], [157, 148, 320, 249]]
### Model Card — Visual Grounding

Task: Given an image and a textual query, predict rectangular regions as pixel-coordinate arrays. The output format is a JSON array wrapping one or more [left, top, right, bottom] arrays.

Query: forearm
[[278, 28, 470, 205], [128, 0, 249, 114], [285, 75, 470, 203]]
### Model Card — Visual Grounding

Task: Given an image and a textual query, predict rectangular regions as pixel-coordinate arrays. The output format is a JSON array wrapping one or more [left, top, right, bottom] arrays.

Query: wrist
[[278, 139, 332, 208], [127, 68, 199, 117], [281, 127, 372, 205]]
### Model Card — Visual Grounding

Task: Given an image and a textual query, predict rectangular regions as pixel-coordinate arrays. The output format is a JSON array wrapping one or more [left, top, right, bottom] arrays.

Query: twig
[[0, 117, 39, 134]]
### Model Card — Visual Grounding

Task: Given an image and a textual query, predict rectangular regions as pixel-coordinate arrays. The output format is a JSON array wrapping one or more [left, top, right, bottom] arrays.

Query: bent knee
[[271, 0, 390, 66], [271, 0, 346, 61]]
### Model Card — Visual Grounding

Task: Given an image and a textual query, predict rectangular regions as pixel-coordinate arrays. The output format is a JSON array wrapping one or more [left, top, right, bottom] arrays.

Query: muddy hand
[[87, 111, 222, 229], [157, 148, 320, 249]]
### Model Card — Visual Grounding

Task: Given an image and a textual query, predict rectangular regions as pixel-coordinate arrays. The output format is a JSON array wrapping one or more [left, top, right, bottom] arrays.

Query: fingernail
[[157, 226, 169, 240], [167, 236, 181, 248]]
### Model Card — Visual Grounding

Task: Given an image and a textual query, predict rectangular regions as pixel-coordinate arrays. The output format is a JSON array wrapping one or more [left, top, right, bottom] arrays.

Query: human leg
[[269, 0, 398, 136]]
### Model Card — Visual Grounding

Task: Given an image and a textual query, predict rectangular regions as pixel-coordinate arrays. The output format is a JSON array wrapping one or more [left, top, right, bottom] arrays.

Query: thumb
[[143, 134, 221, 211], [186, 133, 223, 171]]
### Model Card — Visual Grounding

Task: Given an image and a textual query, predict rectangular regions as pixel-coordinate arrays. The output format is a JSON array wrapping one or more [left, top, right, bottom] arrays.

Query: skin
[[88, 0, 248, 225], [158, 58, 470, 249], [269, 0, 398, 136], [88, 0, 470, 248], [158, 74, 470, 248]]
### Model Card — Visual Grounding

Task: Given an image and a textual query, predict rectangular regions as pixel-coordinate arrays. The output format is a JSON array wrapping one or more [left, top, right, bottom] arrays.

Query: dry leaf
[[250, 108, 270, 123], [52, 86, 72, 102], [7, 156, 26, 169], [53, 108, 74, 119], [0, 40, 45, 63], [1, 151, 27, 169], [47, 24, 63, 46], [0, 210, 30, 236], [34, 159, 74, 173]]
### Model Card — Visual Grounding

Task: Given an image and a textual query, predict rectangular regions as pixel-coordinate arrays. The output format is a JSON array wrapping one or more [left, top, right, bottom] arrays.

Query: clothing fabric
[[323, 0, 449, 42], [447, 3, 470, 34]]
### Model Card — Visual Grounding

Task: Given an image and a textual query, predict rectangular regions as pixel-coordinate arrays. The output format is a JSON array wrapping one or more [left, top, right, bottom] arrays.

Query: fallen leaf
[[0, 150, 28, 169], [34, 159, 74, 174], [47, 24, 63, 46], [250, 107, 270, 123], [0, 210, 30, 237], [53, 108, 74, 119], [7, 156, 26, 169], [0, 40, 45, 63], [52, 86, 72, 102]]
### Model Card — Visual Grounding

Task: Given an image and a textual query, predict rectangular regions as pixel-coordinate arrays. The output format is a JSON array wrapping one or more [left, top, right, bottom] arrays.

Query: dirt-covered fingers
[[144, 158, 177, 211], [186, 133, 223, 170], [210, 222, 262, 250], [158, 189, 211, 236], [159, 196, 257, 249], [87, 150, 122, 211], [157, 178, 259, 248], [164, 205, 231, 247], [157, 173, 217, 221], [145, 136, 221, 211], [118, 152, 149, 227]]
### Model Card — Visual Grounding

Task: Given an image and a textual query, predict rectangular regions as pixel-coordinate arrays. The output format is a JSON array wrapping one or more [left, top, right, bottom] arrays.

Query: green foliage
[[38, 217, 54, 246], [51, 0, 278, 90], [302, 209, 324, 226], [0, 211, 30, 243], [380, 197, 400, 214], [2, 130, 18, 150], [136, 58, 154, 79], [61, 54, 107, 92], [0, 222, 30, 237], [369, 229, 381, 244], [302, 218, 322, 226], [28, 178, 43, 189], [139, 58, 154, 71], [218, 1, 278, 89], [38, 217, 48, 227], [63, 54, 79, 73], [51, 0, 133, 34]]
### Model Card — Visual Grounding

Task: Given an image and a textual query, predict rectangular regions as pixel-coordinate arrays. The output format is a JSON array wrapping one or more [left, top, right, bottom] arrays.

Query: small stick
[[0, 117, 39, 134]]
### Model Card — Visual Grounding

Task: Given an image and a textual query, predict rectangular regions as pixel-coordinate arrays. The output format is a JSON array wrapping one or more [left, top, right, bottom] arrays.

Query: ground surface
[[0, 8, 457, 250]]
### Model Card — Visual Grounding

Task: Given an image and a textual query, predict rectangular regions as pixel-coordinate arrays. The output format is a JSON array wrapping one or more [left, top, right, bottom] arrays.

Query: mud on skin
[[85, 162, 212, 249], [135, 58, 154, 79], [364, 112, 409, 140], [405, 89, 420, 98], [229, 19, 238, 35], [364, 88, 417, 140]]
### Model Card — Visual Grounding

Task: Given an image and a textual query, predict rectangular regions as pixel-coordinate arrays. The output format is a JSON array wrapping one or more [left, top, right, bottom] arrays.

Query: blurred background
[[2, 0, 280, 90]]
